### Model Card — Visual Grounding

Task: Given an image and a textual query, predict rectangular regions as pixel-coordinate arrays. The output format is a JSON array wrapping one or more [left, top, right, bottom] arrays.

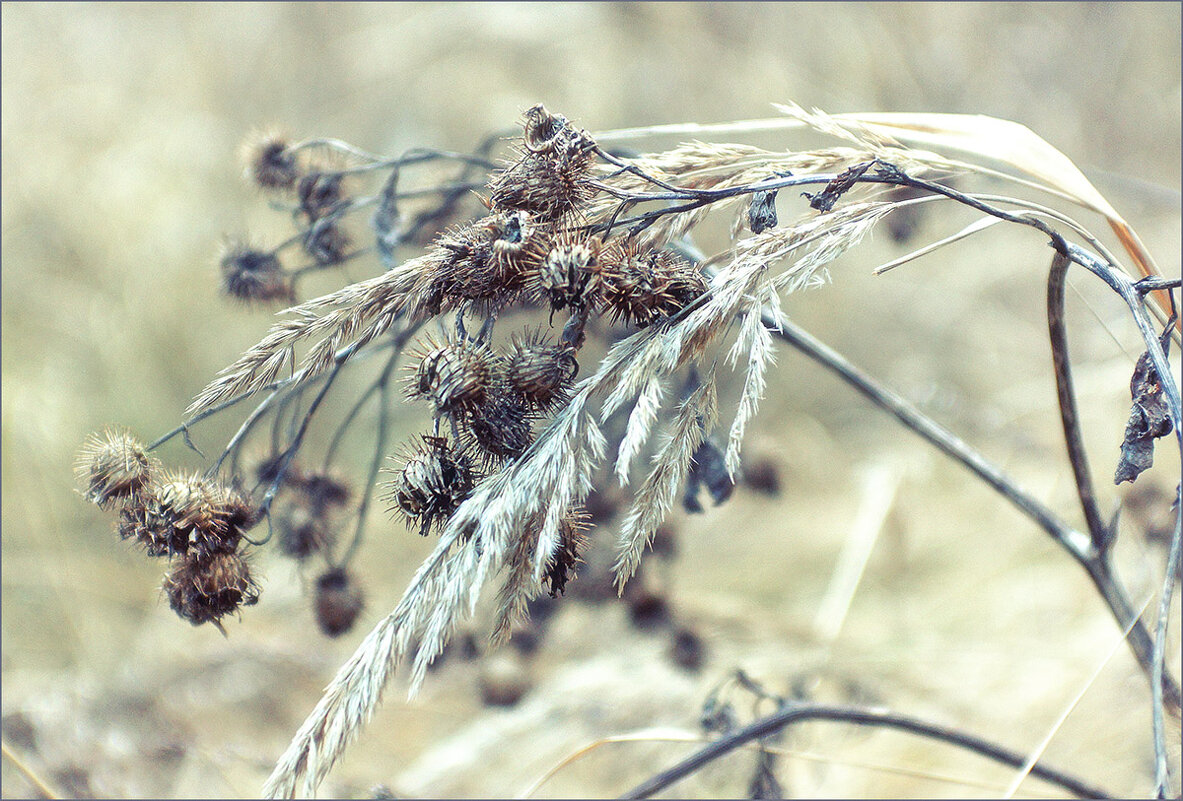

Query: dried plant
[[75, 102, 1180, 798]]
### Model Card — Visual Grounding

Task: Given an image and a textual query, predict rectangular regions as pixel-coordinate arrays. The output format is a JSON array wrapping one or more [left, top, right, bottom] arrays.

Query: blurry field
[[2, 3, 1181, 798]]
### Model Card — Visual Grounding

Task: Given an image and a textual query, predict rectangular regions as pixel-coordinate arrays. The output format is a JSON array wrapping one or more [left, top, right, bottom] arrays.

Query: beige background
[[2, 3, 1180, 798]]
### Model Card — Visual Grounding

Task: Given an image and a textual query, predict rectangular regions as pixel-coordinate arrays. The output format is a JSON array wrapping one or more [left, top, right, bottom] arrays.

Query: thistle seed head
[[543, 508, 590, 598], [164, 550, 260, 627], [463, 392, 535, 464], [242, 132, 301, 191], [599, 242, 707, 328], [276, 502, 333, 561], [219, 243, 292, 305], [76, 429, 154, 508], [506, 329, 577, 411], [314, 568, 365, 637], [408, 337, 501, 415], [388, 435, 476, 536], [532, 233, 603, 313]]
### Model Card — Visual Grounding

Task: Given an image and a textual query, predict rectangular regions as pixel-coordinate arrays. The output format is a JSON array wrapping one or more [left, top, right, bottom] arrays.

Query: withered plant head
[[304, 222, 352, 266], [461, 391, 535, 464], [76, 429, 154, 508], [130, 472, 258, 559], [294, 469, 352, 515], [241, 131, 302, 192], [505, 328, 578, 413], [530, 232, 603, 314], [406, 336, 502, 416], [487, 106, 598, 221], [164, 550, 260, 627], [599, 241, 707, 328], [543, 508, 590, 598], [219, 242, 293, 305], [276, 502, 334, 561], [297, 171, 347, 223], [314, 568, 365, 637], [388, 435, 477, 536]]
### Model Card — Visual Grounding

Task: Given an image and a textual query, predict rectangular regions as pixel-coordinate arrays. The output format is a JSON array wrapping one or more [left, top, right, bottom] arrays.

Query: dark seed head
[[243, 133, 301, 191], [76, 429, 154, 508], [314, 568, 365, 637], [506, 330, 577, 411], [164, 551, 260, 627], [389, 435, 476, 536], [408, 338, 501, 416], [219, 243, 292, 305]]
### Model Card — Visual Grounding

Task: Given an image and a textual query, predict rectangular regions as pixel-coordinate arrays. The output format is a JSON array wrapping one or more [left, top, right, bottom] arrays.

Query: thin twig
[[619, 701, 1113, 800]]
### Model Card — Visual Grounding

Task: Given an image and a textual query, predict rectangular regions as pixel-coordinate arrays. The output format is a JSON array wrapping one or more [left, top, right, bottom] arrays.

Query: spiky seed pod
[[219, 243, 293, 305], [407, 337, 501, 416], [388, 435, 476, 536], [505, 329, 577, 412], [489, 210, 548, 295], [133, 473, 256, 559], [487, 107, 598, 221], [314, 568, 365, 637], [242, 133, 300, 191], [164, 550, 260, 627], [463, 392, 534, 464], [530, 233, 603, 313], [76, 429, 154, 508], [599, 242, 708, 328], [297, 172, 345, 222], [543, 508, 590, 597], [304, 223, 351, 266], [294, 470, 351, 515], [276, 502, 333, 561]]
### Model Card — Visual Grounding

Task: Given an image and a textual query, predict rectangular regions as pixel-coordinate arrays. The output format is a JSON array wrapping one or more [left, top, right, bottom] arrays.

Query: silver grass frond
[[613, 371, 718, 590]]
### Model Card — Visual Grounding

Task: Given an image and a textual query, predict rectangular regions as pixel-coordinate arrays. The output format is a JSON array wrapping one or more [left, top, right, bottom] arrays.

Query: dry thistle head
[[76, 429, 154, 508], [219, 242, 293, 305], [276, 502, 334, 561], [505, 328, 577, 412], [407, 337, 501, 416], [314, 568, 365, 637], [543, 509, 590, 598], [128, 472, 258, 559], [462, 391, 534, 464], [388, 435, 476, 536], [531, 233, 603, 313], [488, 107, 598, 221], [304, 222, 352, 266], [297, 171, 346, 222], [164, 550, 260, 627], [599, 241, 707, 328], [242, 131, 301, 191], [293, 469, 351, 515]]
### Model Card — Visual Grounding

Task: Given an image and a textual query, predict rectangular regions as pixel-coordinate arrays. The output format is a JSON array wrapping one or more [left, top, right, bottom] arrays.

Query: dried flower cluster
[[76, 430, 261, 628], [76, 101, 1181, 798]]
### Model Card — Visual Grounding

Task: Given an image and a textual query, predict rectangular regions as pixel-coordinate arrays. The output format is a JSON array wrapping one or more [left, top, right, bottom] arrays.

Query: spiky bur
[[315, 568, 365, 637], [219, 242, 293, 305], [75, 429, 154, 508], [505, 329, 578, 413], [528, 233, 603, 314], [543, 510, 590, 598], [488, 105, 598, 221], [406, 337, 501, 416], [118, 472, 260, 560], [599, 241, 708, 329], [164, 550, 260, 627], [388, 436, 477, 536], [242, 132, 302, 192]]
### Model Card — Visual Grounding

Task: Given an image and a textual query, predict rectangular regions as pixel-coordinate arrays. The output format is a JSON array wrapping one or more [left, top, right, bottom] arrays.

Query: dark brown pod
[[164, 550, 260, 627], [505, 329, 577, 412], [314, 568, 365, 637], [389, 435, 476, 536], [599, 242, 707, 328], [76, 429, 154, 508], [407, 337, 501, 416]]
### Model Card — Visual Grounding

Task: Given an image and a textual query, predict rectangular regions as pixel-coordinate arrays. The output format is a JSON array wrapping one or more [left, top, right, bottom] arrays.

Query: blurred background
[[2, 3, 1180, 798]]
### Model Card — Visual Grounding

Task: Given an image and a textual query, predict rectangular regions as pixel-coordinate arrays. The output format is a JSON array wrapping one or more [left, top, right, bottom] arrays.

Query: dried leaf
[[1115, 333, 1175, 485]]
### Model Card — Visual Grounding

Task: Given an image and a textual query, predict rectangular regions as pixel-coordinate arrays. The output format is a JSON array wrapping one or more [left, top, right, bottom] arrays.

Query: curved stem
[[620, 701, 1113, 800]]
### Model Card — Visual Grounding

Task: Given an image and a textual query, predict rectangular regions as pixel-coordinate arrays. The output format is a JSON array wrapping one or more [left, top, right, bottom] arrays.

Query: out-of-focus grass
[[2, 3, 1179, 798]]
